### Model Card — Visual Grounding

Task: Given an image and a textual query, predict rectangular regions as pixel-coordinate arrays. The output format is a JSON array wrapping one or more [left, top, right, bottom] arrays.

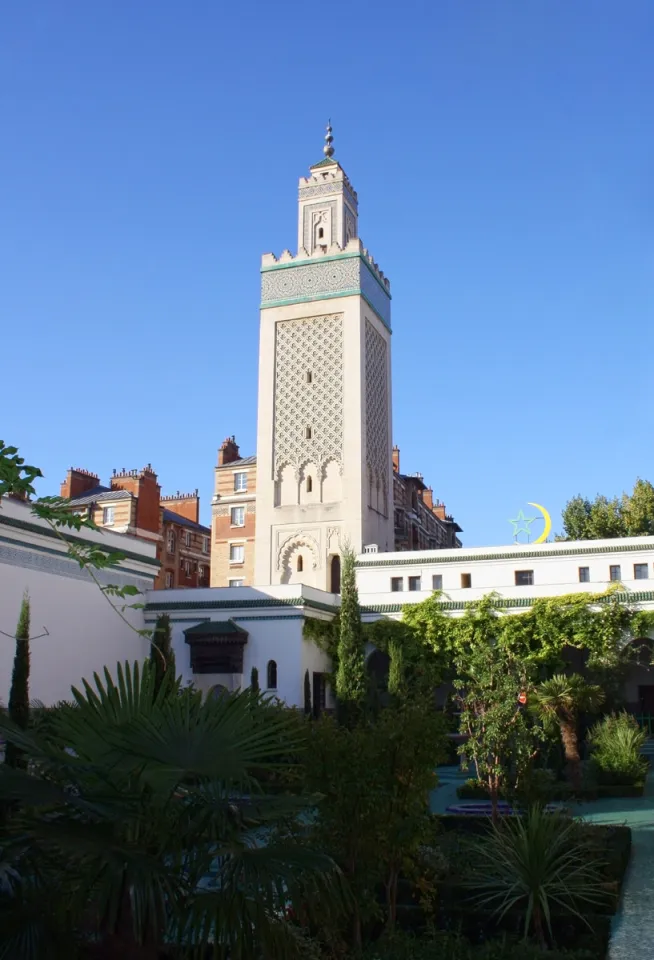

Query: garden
[[1, 445, 654, 958]]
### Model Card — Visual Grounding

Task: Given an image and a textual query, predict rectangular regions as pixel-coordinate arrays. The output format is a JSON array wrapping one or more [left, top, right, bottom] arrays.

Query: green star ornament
[[509, 509, 537, 541]]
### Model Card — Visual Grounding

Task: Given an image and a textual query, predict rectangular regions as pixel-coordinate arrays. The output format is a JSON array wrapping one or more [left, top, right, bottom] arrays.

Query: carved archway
[[277, 532, 321, 580]]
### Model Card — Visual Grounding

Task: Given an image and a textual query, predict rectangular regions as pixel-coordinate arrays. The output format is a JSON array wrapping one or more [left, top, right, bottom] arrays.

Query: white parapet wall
[[354, 537, 654, 613], [0, 497, 157, 705]]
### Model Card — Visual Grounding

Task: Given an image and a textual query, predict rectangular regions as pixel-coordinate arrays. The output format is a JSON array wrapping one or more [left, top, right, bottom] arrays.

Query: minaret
[[254, 124, 393, 590]]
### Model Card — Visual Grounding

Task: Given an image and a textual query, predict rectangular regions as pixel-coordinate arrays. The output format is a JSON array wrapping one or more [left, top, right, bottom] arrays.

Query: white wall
[[0, 499, 155, 706], [355, 537, 654, 610]]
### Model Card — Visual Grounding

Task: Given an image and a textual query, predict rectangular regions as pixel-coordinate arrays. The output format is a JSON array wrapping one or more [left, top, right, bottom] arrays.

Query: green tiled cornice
[[0, 513, 160, 570], [145, 596, 338, 615], [361, 590, 654, 615], [356, 541, 654, 568]]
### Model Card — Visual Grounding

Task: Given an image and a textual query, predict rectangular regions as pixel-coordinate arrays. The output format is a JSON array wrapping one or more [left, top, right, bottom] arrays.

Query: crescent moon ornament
[[528, 503, 552, 544]]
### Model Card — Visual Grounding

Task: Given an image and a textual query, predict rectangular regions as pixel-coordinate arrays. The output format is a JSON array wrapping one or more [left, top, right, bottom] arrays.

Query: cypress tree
[[388, 639, 406, 699], [7, 592, 31, 769], [304, 669, 312, 716], [152, 614, 175, 699], [250, 665, 260, 693], [335, 548, 366, 722]]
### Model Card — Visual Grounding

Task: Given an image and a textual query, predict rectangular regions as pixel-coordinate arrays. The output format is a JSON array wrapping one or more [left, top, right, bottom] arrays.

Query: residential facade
[[392, 445, 461, 551], [60, 466, 211, 589], [210, 437, 257, 588]]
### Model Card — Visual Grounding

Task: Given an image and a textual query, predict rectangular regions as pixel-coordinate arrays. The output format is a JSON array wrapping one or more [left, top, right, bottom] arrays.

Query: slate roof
[[183, 619, 248, 641], [68, 485, 132, 505], [162, 508, 211, 533], [219, 455, 257, 467]]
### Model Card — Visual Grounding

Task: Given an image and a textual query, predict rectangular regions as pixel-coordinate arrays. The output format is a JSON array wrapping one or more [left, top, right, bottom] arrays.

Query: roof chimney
[[218, 436, 240, 466]]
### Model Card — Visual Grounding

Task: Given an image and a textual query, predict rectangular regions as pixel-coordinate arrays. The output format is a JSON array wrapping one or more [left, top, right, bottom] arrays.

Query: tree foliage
[[532, 674, 604, 790], [6, 592, 31, 770], [560, 477, 654, 540], [453, 598, 541, 821], [0, 661, 346, 959], [151, 613, 175, 698], [334, 548, 366, 717], [303, 699, 446, 947]]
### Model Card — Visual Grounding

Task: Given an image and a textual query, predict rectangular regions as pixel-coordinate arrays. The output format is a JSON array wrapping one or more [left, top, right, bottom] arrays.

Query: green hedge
[[456, 779, 644, 802], [362, 931, 596, 959]]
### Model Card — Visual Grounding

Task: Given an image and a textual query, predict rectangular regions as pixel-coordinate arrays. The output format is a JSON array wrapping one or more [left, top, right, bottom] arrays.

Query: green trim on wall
[[356, 541, 654, 568], [0, 512, 160, 569], [0, 531, 157, 582], [361, 590, 654, 615], [260, 290, 391, 333], [145, 596, 339, 615]]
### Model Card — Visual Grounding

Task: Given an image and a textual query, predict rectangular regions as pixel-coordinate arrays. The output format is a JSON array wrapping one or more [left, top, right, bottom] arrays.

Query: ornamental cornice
[[356, 541, 654, 568]]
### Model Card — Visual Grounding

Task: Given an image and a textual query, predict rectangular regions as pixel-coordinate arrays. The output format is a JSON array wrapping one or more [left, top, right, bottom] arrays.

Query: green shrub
[[361, 930, 596, 959], [465, 807, 609, 948], [587, 712, 648, 786]]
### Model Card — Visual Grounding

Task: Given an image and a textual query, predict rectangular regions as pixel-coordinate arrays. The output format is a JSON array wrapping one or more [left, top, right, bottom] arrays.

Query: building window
[[408, 576, 421, 592], [432, 574, 443, 591], [102, 506, 115, 525], [229, 578, 244, 587], [634, 563, 649, 580], [234, 472, 247, 492], [184, 560, 191, 577], [231, 506, 245, 526], [267, 659, 277, 690], [609, 565, 621, 582], [305, 426, 312, 439], [185, 531, 192, 547], [297, 555, 303, 573], [578, 566, 590, 583], [306, 371, 313, 384], [515, 570, 534, 586], [165, 571, 173, 588], [203, 536, 210, 553], [167, 530, 175, 554], [461, 573, 472, 589], [229, 544, 245, 564], [198, 564, 204, 579], [391, 577, 403, 592]]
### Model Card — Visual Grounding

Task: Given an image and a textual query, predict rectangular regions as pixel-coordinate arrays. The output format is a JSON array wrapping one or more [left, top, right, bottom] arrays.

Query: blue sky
[[2, 2, 653, 546]]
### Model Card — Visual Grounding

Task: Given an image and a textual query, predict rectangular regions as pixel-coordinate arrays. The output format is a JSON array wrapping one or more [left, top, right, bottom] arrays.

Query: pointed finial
[[323, 119, 334, 158]]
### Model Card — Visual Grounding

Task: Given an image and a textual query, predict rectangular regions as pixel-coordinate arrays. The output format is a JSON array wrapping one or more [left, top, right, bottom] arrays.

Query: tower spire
[[323, 120, 334, 158]]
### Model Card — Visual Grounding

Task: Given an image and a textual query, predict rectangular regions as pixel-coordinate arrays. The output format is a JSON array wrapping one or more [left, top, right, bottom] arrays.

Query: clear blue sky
[[2, 2, 653, 546]]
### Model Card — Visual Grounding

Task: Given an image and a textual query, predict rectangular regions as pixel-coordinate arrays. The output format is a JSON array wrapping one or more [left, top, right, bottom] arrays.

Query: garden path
[[574, 770, 654, 960]]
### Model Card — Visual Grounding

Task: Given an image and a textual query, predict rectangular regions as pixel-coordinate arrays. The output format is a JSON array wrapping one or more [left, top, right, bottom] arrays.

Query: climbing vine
[[303, 588, 654, 692]]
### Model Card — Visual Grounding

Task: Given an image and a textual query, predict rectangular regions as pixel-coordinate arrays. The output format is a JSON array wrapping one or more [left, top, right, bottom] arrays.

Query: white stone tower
[[254, 125, 393, 590]]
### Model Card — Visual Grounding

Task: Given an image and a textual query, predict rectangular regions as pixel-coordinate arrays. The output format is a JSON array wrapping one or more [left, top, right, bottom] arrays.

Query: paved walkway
[[430, 767, 654, 959], [574, 772, 654, 960]]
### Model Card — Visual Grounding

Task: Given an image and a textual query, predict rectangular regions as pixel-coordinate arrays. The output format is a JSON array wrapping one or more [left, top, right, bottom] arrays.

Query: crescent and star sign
[[509, 503, 552, 544]]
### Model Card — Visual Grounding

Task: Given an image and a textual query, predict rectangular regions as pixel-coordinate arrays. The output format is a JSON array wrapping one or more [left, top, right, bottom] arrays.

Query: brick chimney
[[432, 500, 447, 521], [110, 465, 161, 533], [423, 487, 433, 510], [392, 445, 400, 474], [160, 489, 200, 523], [61, 468, 100, 499], [218, 436, 240, 466]]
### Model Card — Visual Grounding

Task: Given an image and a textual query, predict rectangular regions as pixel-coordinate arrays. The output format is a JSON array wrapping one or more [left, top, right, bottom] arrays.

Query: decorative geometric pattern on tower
[[273, 314, 344, 478], [262, 257, 360, 303], [365, 319, 389, 513]]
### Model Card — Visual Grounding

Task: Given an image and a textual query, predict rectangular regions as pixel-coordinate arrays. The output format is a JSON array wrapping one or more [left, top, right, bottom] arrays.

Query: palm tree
[[532, 674, 604, 790], [467, 806, 608, 948], [0, 661, 346, 959]]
